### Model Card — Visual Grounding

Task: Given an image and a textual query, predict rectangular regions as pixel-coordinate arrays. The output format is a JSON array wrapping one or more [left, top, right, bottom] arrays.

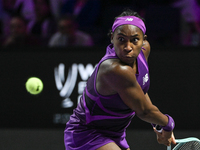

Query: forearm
[[144, 93, 152, 104], [136, 104, 168, 127]]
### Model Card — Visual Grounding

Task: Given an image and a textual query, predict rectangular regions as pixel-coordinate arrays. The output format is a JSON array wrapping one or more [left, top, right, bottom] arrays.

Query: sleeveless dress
[[64, 44, 150, 150]]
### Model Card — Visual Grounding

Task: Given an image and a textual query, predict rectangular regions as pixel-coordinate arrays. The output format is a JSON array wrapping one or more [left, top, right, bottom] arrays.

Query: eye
[[118, 37, 125, 42], [131, 38, 139, 43]]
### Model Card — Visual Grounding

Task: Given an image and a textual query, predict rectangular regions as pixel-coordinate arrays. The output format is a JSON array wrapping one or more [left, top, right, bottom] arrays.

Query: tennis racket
[[167, 137, 200, 150], [155, 125, 200, 150]]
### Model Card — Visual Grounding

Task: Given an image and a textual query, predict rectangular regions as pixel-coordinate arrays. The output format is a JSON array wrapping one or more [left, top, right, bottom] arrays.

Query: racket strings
[[175, 141, 200, 150]]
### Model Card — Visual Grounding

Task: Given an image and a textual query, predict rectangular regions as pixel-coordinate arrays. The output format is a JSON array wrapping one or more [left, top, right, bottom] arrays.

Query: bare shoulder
[[142, 40, 151, 61], [100, 59, 135, 81], [96, 59, 136, 95]]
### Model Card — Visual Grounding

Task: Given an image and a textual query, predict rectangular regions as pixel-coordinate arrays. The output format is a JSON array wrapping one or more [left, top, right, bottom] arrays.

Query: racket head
[[173, 137, 200, 150]]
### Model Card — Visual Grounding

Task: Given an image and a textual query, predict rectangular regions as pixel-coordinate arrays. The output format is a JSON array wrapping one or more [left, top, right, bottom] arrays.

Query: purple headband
[[112, 16, 146, 34]]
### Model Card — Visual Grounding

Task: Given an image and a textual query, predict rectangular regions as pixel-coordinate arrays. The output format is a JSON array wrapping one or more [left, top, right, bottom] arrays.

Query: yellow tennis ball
[[25, 77, 43, 95]]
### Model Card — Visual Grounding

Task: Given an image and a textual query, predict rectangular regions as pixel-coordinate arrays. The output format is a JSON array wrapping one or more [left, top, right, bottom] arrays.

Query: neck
[[132, 59, 138, 74]]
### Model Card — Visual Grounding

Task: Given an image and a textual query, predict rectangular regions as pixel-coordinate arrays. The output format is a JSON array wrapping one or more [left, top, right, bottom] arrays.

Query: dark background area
[[1, 46, 200, 150], [1, 46, 200, 130], [1, 0, 200, 149]]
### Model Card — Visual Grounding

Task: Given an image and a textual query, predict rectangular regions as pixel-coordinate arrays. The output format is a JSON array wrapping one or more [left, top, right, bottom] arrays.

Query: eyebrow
[[117, 33, 139, 37]]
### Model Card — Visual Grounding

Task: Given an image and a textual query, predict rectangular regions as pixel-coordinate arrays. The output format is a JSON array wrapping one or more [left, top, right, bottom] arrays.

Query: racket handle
[[167, 145, 171, 150]]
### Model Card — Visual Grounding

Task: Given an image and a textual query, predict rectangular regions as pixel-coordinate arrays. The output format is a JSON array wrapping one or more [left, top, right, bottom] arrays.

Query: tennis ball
[[25, 77, 43, 95]]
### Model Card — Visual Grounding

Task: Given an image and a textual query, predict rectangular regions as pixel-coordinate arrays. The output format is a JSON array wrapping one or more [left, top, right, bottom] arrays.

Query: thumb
[[153, 127, 162, 135], [171, 132, 176, 144]]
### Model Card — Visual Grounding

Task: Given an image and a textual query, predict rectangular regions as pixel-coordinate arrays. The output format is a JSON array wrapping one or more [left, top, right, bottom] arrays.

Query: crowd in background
[[0, 0, 199, 48]]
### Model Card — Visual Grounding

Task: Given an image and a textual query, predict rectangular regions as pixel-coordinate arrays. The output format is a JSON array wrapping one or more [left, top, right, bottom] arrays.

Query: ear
[[110, 33, 114, 44], [143, 35, 147, 45], [144, 35, 147, 41], [142, 35, 151, 61]]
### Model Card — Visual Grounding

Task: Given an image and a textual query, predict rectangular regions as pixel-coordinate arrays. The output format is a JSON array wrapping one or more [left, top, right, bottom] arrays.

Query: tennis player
[[64, 9, 176, 150]]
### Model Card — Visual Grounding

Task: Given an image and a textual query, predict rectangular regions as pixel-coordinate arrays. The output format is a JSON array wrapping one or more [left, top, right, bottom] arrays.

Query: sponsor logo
[[54, 63, 95, 108], [125, 18, 133, 21], [143, 73, 149, 85]]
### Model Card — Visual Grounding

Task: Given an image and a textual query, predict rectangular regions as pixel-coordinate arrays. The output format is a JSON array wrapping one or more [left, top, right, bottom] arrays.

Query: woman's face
[[58, 19, 75, 35], [111, 24, 144, 65], [10, 17, 27, 37]]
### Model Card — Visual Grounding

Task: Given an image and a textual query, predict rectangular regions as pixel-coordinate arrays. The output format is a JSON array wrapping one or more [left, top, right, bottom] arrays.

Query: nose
[[124, 41, 133, 52]]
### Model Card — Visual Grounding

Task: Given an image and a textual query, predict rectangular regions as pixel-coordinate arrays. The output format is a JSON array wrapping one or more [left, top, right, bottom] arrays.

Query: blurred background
[[0, 0, 200, 150]]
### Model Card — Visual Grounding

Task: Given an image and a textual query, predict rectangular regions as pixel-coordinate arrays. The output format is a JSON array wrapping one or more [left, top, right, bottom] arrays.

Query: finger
[[153, 128, 162, 135], [171, 132, 176, 144]]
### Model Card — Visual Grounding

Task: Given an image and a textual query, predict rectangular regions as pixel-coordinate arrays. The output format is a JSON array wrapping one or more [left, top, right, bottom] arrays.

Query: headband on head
[[112, 16, 146, 34]]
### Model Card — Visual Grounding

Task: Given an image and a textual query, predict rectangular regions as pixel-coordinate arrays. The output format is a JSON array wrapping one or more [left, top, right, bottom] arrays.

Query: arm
[[101, 59, 174, 146], [103, 62, 168, 126], [145, 93, 176, 146], [144, 93, 152, 104], [142, 40, 176, 146]]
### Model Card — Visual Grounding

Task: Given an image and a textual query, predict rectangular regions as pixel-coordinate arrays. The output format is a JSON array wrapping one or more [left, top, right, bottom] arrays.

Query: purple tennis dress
[[64, 44, 150, 150]]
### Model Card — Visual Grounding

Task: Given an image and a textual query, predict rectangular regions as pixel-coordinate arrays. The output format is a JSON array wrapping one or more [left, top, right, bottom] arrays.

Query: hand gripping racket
[[155, 125, 200, 150]]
